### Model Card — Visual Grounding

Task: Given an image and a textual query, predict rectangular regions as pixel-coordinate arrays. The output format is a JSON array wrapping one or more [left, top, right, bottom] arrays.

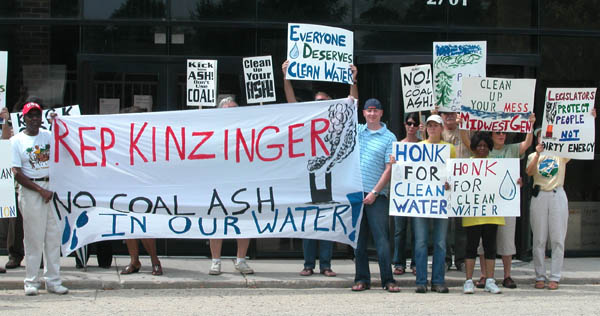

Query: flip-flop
[[351, 282, 370, 291], [548, 281, 559, 290], [384, 282, 401, 293], [120, 264, 141, 275], [152, 263, 163, 276], [393, 267, 405, 275], [534, 280, 545, 289]]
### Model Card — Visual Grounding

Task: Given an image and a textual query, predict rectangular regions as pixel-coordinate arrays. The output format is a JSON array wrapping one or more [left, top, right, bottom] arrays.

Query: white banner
[[186, 59, 217, 107], [50, 99, 364, 255], [0, 140, 17, 218], [448, 158, 520, 217], [286, 23, 354, 84], [433, 41, 486, 112], [541, 88, 596, 160], [11, 105, 80, 133], [243, 56, 276, 104], [0, 51, 6, 124], [460, 78, 536, 133], [390, 143, 450, 218], [400, 65, 434, 113]]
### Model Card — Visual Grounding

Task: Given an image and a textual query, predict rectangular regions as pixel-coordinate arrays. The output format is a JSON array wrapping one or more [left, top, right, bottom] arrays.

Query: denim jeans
[[354, 194, 394, 287], [393, 216, 415, 269], [413, 217, 449, 286], [303, 239, 333, 270]]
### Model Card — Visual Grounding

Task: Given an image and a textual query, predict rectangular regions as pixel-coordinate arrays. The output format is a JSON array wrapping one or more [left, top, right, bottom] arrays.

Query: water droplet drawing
[[289, 43, 299, 59], [499, 170, 516, 200]]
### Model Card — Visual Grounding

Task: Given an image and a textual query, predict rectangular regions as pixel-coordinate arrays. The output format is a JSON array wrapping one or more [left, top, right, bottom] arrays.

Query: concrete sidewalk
[[1, 256, 599, 290]]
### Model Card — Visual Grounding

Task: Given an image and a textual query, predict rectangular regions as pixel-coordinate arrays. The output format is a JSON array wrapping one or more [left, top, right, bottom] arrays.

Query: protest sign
[[460, 77, 536, 133], [0, 51, 6, 124], [187, 59, 217, 107], [400, 65, 434, 113], [389, 142, 450, 218], [448, 158, 520, 217], [286, 23, 354, 85], [433, 41, 486, 112], [243, 56, 276, 104], [11, 105, 80, 133], [50, 98, 364, 255], [0, 140, 17, 219], [541, 88, 596, 160]]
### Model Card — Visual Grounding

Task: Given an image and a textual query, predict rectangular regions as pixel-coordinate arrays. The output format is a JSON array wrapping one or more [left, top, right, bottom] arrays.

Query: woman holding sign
[[526, 109, 595, 290], [462, 132, 503, 295], [460, 114, 535, 289]]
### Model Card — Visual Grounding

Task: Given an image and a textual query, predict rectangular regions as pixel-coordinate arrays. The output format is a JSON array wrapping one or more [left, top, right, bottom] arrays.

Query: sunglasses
[[405, 121, 418, 127]]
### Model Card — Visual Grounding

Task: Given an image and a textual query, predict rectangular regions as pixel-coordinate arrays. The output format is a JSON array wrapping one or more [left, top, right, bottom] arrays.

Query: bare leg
[[210, 239, 223, 259], [140, 239, 160, 265], [125, 239, 141, 267], [465, 258, 475, 280], [236, 239, 250, 258], [485, 259, 496, 278], [502, 255, 512, 278], [479, 254, 487, 278]]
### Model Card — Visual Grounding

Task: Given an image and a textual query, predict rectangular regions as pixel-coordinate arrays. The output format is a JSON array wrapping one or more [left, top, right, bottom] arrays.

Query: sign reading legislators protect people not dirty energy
[[286, 23, 354, 85], [50, 99, 364, 255], [187, 59, 217, 107], [448, 158, 520, 217], [400, 64, 434, 113], [389, 143, 450, 218], [10, 105, 80, 133], [243, 56, 276, 104], [0, 140, 17, 219], [433, 41, 486, 112], [460, 78, 536, 133], [541, 88, 597, 160]]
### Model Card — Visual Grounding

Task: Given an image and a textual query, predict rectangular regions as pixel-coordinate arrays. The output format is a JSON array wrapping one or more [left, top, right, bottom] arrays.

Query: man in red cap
[[11, 100, 68, 296]]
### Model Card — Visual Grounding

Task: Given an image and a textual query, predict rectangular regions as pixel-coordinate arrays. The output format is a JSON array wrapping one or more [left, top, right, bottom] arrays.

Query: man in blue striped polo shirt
[[351, 98, 399, 293]]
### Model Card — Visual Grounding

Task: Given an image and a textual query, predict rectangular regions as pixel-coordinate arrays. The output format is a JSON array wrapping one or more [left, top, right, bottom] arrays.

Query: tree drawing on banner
[[307, 102, 357, 203], [435, 71, 453, 107]]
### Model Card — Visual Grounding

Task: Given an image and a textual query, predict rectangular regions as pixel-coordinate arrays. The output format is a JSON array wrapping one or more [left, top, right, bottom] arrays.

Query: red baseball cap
[[22, 102, 42, 115]]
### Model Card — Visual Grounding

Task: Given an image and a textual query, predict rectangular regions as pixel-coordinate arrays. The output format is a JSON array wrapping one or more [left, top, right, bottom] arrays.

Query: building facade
[[1, 0, 599, 258]]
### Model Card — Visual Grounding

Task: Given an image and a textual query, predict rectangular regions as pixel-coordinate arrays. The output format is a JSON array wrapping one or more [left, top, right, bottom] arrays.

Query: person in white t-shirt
[[11, 101, 68, 296]]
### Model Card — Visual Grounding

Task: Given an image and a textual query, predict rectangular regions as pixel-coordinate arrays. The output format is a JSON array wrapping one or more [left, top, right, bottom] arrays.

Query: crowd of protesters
[[0, 62, 594, 296]]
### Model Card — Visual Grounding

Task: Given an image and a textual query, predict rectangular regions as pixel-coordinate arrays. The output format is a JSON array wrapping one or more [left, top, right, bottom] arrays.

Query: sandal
[[548, 281, 559, 290], [300, 268, 314, 276], [152, 262, 163, 276], [320, 268, 337, 277], [393, 267, 405, 275], [120, 264, 140, 275], [384, 282, 401, 293], [351, 282, 370, 291], [535, 280, 545, 289], [475, 276, 486, 289]]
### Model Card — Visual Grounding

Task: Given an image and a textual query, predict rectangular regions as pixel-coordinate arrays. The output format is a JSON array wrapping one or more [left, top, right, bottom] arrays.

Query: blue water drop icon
[[76, 211, 88, 228], [289, 43, 299, 59], [70, 229, 79, 250], [499, 170, 517, 200], [348, 230, 356, 242], [62, 217, 71, 245]]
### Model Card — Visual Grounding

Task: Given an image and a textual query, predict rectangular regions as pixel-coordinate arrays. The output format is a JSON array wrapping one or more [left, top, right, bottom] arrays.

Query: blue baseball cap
[[363, 98, 382, 110]]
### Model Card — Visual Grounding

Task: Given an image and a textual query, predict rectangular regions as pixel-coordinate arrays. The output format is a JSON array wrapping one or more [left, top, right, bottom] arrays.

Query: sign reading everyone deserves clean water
[[286, 23, 354, 85]]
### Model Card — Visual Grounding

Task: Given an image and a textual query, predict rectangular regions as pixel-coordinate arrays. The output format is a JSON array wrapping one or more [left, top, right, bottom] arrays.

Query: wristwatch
[[370, 190, 379, 196]]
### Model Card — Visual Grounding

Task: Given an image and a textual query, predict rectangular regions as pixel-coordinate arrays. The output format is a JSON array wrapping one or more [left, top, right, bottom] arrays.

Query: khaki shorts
[[478, 217, 516, 256]]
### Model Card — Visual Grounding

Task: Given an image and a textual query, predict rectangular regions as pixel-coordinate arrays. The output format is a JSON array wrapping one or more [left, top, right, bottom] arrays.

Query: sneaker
[[209, 261, 222, 275], [431, 284, 449, 293], [415, 285, 427, 293], [234, 261, 254, 274], [463, 279, 475, 294], [47, 284, 69, 295], [24, 284, 39, 296], [485, 278, 502, 294]]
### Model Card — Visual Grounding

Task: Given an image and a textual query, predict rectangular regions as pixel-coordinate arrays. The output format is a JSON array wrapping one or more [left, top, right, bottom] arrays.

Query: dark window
[[82, 25, 168, 54], [83, 0, 167, 19], [258, 0, 351, 24], [448, 0, 535, 27], [171, 0, 256, 20], [356, 31, 445, 52], [354, 0, 444, 26], [540, 0, 600, 30], [169, 26, 255, 56]]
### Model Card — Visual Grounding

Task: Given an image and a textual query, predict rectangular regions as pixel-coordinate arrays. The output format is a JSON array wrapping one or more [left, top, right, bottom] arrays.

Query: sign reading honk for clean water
[[286, 23, 354, 85]]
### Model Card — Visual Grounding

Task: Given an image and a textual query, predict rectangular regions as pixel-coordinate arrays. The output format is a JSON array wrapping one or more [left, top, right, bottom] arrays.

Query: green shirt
[[489, 143, 520, 159]]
